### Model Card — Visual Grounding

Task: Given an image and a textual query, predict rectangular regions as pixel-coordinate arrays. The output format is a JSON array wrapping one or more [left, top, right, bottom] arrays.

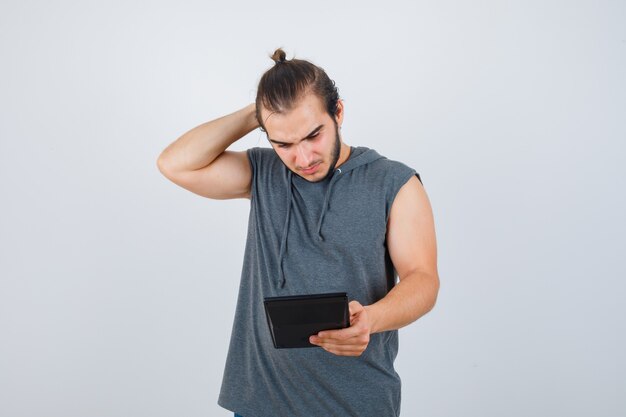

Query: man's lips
[[300, 162, 321, 174]]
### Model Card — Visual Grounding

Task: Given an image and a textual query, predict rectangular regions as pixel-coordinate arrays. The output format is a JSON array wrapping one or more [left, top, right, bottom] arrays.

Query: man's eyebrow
[[268, 124, 324, 145]]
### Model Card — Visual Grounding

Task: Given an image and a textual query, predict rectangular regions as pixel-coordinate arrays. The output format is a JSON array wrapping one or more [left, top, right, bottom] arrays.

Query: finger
[[321, 310, 368, 340], [318, 341, 366, 356], [316, 326, 363, 342], [313, 330, 368, 347]]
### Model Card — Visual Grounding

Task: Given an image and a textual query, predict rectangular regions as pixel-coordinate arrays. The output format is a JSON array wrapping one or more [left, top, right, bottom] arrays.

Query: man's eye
[[278, 144, 290, 149], [308, 133, 319, 140]]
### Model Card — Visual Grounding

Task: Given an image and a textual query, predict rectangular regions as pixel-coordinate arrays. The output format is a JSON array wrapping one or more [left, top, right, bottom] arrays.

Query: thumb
[[349, 300, 364, 320]]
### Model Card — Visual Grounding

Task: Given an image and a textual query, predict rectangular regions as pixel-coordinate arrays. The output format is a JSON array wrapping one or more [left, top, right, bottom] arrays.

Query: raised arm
[[156, 103, 259, 200]]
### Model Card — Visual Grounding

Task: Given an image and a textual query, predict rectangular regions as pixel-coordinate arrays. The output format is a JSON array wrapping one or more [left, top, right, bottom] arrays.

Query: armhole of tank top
[[246, 147, 256, 202], [385, 168, 418, 225]]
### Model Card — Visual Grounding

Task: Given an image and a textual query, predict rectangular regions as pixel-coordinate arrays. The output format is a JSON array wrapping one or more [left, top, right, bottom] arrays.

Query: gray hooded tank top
[[218, 146, 421, 417]]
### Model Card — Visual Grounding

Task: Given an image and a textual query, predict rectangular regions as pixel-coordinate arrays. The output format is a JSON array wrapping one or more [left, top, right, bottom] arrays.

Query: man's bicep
[[386, 175, 438, 279], [159, 150, 252, 200]]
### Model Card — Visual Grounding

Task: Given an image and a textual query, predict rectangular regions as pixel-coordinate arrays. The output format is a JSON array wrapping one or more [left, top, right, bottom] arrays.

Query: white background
[[1, 1, 625, 416]]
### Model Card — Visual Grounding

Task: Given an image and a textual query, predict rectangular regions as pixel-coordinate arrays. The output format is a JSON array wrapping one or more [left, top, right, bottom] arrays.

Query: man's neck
[[335, 142, 351, 169]]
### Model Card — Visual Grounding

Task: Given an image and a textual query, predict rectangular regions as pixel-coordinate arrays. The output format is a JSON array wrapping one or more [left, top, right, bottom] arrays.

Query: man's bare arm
[[156, 103, 258, 200], [366, 175, 440, 333]]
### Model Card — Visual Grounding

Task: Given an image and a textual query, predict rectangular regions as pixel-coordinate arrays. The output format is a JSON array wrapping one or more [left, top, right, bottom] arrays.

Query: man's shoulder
[[247, 146, 277, 159], [247, 146, 281, 170], [360, 148, 413, 172], [358, 148, 421, 186]]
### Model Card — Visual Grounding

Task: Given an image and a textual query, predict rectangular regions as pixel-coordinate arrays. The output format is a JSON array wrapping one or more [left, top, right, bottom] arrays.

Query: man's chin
[[293, 167, 332, 183]]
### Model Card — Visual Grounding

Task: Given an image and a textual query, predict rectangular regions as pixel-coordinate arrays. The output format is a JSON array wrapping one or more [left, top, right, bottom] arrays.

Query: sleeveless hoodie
[[218, 145, 421, 417]]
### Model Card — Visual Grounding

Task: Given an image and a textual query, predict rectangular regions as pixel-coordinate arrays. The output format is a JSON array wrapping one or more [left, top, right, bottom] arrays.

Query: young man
[[157, 48, 439, 417]]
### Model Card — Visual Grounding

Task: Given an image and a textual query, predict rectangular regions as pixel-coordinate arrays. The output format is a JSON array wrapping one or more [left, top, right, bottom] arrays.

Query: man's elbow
[[424, 273, 440, 314], [157, 154, 170, 176]]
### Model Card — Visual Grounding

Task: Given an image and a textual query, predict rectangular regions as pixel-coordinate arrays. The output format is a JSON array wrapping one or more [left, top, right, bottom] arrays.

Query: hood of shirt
[[276, 147, 385, 289]]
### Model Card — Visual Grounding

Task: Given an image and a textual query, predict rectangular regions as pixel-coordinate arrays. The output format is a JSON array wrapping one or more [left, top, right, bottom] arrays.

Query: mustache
[[300, 162, 321, 170]]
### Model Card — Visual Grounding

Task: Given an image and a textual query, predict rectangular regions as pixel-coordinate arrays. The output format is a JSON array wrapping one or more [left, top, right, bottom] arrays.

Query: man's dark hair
[[255, 48, 340, 133]]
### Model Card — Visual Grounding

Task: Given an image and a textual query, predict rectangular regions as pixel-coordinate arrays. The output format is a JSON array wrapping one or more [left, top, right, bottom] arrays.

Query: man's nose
[[295, 143, 314, 168]]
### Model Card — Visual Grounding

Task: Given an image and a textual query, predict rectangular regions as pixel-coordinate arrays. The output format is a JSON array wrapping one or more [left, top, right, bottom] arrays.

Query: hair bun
[[271, 48, 287, 64]]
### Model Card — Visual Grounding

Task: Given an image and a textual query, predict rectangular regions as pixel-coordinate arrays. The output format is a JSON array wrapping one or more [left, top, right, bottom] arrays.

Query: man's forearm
[[158, 103, 258, 172], [366, 270, 439, 334]]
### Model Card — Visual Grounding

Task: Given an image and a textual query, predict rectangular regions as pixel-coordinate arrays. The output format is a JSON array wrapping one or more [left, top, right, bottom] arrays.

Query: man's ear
[[335, 98, 344, 126]]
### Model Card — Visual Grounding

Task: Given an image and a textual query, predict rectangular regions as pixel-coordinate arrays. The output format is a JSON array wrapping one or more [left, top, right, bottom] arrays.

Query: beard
[[320, 122, 342, 182]]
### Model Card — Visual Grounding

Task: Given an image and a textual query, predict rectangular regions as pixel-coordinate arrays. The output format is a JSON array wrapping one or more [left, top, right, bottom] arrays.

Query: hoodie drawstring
[[316, 168, 341, 241], [277, 169, 342, 288], [277, 170, 293, 289]]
